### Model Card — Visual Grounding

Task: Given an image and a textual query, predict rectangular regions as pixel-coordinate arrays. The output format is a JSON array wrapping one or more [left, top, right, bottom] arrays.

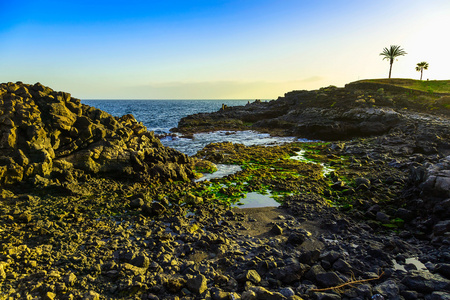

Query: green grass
[[358, 78, 450, 94]]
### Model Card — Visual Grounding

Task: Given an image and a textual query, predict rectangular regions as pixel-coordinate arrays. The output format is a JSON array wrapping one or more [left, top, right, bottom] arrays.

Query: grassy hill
[[350, 78, 450, 95], [342, 78, 450, 113]]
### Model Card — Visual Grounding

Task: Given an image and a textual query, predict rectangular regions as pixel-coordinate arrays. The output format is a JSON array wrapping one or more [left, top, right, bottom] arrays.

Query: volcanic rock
[[0, 81, 196, 186]]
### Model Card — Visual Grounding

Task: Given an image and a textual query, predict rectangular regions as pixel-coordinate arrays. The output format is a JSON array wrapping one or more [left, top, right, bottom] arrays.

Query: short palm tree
[[379, 45, 407, 79], [416, 61, 429, 80]]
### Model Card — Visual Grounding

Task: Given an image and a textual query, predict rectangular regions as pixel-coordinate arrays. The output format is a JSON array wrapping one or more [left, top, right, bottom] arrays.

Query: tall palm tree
[[379, 45, 407, 79], [416, 61, 429, 80]]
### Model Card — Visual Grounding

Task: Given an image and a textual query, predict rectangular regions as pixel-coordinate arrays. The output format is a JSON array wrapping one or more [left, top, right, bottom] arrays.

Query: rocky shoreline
[[1, 81, 450, 299], [175, 83, 450, 147]]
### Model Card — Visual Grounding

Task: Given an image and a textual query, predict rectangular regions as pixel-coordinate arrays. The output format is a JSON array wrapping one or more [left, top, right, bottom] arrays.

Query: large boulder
[[419, 155, 450, 197], [0, 81, 195, 186]]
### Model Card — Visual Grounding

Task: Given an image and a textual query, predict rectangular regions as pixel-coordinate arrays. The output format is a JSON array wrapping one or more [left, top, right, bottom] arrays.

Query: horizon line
[[80, 98, 271, 101]]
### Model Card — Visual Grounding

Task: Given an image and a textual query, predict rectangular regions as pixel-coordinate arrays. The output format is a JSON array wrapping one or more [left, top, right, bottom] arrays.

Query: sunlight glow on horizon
[[1, 0, 449, 99]]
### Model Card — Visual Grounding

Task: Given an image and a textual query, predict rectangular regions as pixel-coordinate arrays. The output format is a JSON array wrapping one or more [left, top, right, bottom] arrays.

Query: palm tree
[[379, 45, 407, 79], [416, 61, 429, 80]]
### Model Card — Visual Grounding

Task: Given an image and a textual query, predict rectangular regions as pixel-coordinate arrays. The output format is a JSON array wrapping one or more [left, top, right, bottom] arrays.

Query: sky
[[1, 0, 449, 99]]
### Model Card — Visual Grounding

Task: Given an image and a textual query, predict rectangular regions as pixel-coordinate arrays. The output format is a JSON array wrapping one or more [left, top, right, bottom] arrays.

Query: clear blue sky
[[1, 0, 449, 99]]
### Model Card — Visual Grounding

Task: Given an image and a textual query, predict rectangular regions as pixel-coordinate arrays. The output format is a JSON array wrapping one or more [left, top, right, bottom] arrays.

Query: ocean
[[81, 99, 301, 156]]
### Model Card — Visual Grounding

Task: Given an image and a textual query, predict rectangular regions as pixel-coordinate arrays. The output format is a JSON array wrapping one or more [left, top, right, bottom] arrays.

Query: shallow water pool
[[392, 257, 427, 272], [232, 192, 281, 208]]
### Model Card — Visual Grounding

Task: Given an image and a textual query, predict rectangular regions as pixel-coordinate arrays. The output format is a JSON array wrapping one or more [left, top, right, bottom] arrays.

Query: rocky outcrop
[[0, 81, 195, 186], [175, 85, 450, 155]]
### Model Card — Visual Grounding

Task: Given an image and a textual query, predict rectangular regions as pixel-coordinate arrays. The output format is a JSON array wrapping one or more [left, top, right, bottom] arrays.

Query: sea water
[[81, 100, 299, 156], [82, 99, 250, 135]]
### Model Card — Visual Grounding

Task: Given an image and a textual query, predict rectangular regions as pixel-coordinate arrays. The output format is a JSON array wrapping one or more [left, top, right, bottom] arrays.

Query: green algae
[[190, 142, 334, 207], [187, 140, 408, 217]]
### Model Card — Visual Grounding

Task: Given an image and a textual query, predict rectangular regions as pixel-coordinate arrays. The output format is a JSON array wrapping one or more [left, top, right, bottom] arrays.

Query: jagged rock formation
[[0, 81, 194, 186]]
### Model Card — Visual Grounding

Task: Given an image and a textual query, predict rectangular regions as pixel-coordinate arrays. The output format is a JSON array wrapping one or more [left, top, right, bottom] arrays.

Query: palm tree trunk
[[420, 69, 423, 80], [389, 61, 393, 79]]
